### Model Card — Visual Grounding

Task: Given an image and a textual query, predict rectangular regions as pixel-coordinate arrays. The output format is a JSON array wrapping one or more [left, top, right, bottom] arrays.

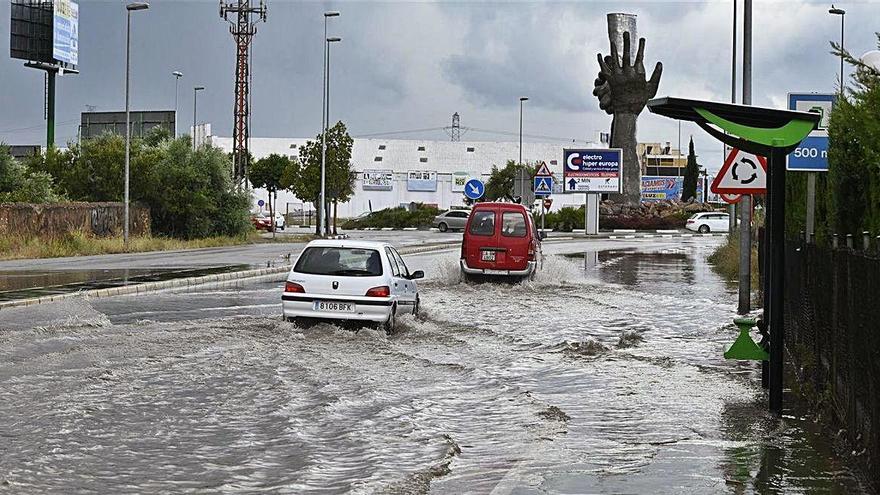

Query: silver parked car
[[433, 209, 470, 232]]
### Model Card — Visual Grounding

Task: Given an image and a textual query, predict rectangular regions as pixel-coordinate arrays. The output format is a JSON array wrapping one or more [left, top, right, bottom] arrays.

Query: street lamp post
[[829, 5, 846, 91], [320, 11, 340, 237], [124, 2, 149, 249], [518, 96, 528, 201], [172, 71, 183, 138], [193, 86, 204, 151]]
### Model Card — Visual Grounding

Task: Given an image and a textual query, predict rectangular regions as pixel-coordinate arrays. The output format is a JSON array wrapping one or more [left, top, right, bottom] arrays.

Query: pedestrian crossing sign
[[533, 176, 553, 196]]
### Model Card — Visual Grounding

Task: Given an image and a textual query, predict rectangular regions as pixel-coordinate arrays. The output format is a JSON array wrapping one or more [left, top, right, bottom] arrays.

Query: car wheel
[[438, 222, 448, 232], [384, 305, 397, 335], [413, 296, 420, 317], [698, 225, 710, 234]]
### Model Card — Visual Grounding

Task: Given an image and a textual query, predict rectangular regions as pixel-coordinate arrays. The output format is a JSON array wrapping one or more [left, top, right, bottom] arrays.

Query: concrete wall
[[0, 202, 150, 238]]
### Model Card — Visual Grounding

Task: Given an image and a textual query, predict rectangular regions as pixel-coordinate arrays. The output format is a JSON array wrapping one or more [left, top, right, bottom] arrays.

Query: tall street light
[[319, 11, 340, 237], [172, 71, 183, 138], [124, 2, 149, 248], [829, 5, 846, 91], [518, 96, 529, 201], [193, 86, 205, 151]]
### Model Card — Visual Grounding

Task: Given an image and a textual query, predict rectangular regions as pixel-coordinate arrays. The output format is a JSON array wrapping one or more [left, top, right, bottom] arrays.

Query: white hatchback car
[[282, 240, 423, 333], [685, 212, 730, 233]]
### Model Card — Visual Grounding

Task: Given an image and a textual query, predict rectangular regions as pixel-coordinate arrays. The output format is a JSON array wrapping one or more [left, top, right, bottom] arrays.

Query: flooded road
[[0, 239, 866, 493]]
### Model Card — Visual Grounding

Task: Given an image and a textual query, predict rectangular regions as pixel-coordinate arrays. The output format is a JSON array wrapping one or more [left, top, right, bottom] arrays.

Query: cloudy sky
[[1, 0, 877, 172]]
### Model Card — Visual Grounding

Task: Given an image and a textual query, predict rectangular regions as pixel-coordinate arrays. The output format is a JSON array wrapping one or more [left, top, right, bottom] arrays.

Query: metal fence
[[785, 241, 880, 479]]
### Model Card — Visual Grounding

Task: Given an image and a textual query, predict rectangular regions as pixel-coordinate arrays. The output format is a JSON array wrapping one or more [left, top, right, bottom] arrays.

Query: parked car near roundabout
[[433, 209, 470, 232], [685, 212, 730, 233]]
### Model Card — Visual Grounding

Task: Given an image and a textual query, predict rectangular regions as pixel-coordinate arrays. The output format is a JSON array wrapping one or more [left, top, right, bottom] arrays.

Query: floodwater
[[0, 240, 867, 493]]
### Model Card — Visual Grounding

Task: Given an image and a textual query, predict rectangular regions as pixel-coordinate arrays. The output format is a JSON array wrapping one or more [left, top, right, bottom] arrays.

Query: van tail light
[[528, 244, 536, 261], [284, 282, 305, 293], [365, 286, 391, 297], [460, 239, 466, 259]]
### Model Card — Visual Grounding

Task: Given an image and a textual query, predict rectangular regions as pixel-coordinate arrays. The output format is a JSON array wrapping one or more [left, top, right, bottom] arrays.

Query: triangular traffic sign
[[535, 161, 552, 177], [711, 148, 768, 194]]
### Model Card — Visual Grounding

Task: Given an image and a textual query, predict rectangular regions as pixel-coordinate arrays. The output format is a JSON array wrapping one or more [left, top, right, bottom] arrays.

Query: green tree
[[250, 153, 290, 236], [0, 145, 61, 203], [681, 137, 699, 202], [130, 137, 251, 239], [483, 160, 538, 203], [282, 121, 355, 234]]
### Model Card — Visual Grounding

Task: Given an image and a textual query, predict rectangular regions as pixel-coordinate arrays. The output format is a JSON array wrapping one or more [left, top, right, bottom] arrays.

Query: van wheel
[[438, 222, 448, 232], [698, 225, 710, 234], [384, 305, 397, 335], [413, 296, 420, 317]]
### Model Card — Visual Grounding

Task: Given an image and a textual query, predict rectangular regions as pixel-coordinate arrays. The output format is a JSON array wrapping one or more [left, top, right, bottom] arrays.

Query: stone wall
[[0, 202, 150, 238]]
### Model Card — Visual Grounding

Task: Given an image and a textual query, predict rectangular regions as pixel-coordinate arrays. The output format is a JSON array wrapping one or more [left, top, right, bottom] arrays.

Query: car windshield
[[294, 247, 383, 276]]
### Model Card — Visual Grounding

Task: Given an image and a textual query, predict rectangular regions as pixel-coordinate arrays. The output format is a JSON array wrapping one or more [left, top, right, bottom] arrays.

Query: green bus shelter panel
[[694, 108, 815, 148]]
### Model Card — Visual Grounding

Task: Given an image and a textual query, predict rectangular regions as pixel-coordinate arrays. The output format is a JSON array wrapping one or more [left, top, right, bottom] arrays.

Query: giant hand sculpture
[[593, 31, 663, 205]]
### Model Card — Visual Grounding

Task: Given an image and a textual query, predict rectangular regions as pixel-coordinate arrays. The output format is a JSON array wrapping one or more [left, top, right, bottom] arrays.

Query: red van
[[460, 202, 544, 280]]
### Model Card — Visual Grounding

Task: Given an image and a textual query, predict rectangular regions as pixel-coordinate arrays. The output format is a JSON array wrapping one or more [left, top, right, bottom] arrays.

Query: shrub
[[342, 204, 440, 229]]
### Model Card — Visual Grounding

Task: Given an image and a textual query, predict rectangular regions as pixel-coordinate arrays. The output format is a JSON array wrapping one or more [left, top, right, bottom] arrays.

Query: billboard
[[52, 0, 78, 66], [563, 148, 622, 193], [641, 176, 705, 202], [363, 169, 394, 191], [451, 172, 469, 192], [10, 1, 78, 69], [407, 170, 437, 192]]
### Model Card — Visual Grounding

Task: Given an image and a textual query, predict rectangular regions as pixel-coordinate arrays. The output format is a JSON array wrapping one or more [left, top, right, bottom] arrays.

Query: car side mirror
[[538, 231, 547, 240], [409, 270, 425, 280]]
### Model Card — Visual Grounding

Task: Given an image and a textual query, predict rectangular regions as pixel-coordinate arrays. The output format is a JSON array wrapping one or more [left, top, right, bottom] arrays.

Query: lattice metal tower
[[451, 112, 461, 142], [220, 0, 267, 188]]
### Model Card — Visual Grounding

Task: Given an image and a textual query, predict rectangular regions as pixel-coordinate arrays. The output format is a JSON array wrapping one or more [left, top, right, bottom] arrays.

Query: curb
[[0, 265, 291, 311]]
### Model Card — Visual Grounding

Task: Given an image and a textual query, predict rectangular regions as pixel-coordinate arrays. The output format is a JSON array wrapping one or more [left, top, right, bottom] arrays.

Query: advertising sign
[[641, 176, 705, 202], [362, 169, 394, 191], [451, 172, 469, 192], [562, 148, 622, 193], [407, 170, 437, 192], [53, 0, 78, 66], [787, 93, 834, 172]]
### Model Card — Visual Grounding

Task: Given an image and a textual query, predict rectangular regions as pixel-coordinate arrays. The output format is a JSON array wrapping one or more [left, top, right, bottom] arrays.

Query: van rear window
[[468, 211, 495, 236], [501, 211, 527, 237], [294, 247, 383, 276]]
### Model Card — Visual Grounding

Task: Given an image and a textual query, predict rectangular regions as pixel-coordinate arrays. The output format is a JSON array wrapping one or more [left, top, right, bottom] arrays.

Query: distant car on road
[[460, 202, 543, 281], [251, 214, 272, 231], [433, 209, 470, 232], [274, 212, 286, 231], [282, 240, 424, 334], [686, 212, 730, 233]]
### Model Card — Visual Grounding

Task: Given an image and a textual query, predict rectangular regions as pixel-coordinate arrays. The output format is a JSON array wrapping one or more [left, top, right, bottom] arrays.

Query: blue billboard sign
[[787, 93, 834, 172], [52, 0, 79, 66], [562, 148, 622, 193], [641, 176, 705, 202]]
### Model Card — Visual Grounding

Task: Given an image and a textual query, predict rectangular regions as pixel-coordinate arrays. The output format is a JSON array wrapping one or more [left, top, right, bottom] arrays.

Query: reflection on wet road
[[0, 239, 866, 493]]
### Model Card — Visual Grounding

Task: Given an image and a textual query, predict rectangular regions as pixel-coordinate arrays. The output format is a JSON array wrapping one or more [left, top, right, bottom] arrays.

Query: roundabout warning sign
[[711, 148, 767, 195]]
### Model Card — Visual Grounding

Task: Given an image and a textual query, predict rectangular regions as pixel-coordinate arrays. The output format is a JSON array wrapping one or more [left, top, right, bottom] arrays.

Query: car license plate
[[313, 301, 355, 313], [484, 269, 507, 275], [481, 250, 496, 262]]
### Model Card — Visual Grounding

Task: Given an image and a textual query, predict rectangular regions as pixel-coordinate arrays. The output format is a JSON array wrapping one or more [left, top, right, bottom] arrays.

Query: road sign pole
[[768, 147, 785, 415], [806, 172, 816, 240], [738, 194, 751, 314]]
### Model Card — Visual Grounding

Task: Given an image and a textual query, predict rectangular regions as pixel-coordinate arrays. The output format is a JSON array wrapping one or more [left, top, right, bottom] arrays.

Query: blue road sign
[[533, 176, 553, 196], [787, 93, 835, 172], [464, 178, 485, 200], [257, 199, 265, 207]]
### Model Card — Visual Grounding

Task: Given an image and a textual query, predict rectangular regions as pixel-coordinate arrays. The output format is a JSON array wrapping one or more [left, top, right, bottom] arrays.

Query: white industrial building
[[208, 135, 601, 218]]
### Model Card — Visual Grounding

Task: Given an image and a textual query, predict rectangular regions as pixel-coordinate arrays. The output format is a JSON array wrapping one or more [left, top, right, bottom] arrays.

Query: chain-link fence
[[785, 241, 880, 480]]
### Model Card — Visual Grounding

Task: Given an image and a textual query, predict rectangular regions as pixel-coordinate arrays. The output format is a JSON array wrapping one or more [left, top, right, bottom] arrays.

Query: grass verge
[[706, 233, 761, 291], [0, 231, 266, 261]]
